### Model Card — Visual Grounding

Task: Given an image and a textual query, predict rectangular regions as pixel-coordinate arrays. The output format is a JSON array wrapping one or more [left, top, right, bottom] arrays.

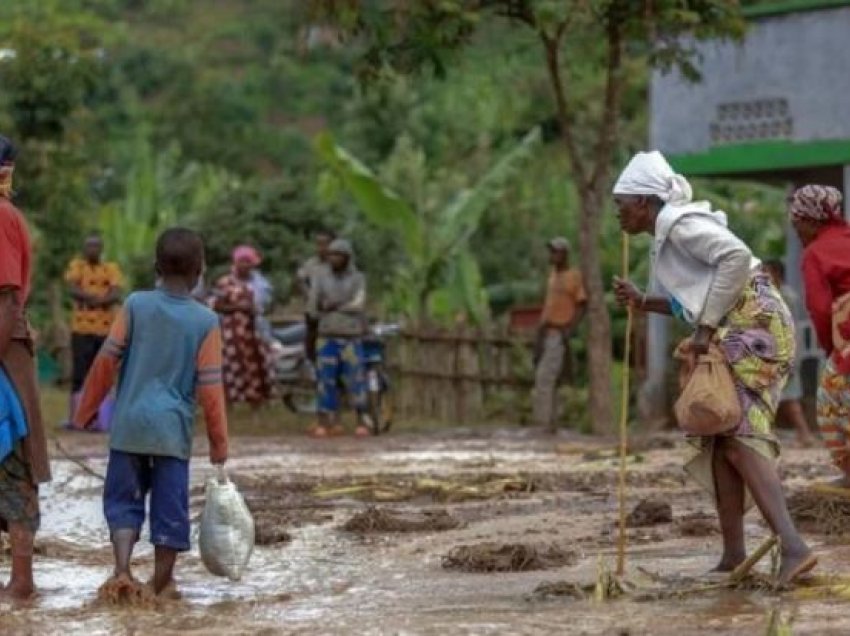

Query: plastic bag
[[199, 466, 255, 581], [674, 341, 741, 436]]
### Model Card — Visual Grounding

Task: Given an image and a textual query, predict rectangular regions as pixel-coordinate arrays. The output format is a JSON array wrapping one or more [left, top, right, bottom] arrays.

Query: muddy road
[[2, 427, 850, 635]]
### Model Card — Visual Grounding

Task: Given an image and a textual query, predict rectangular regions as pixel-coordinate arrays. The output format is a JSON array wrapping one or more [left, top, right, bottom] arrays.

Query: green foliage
[[316, 127, 541, 323], [695, 178, 787, 259], [0, 3, 107, 140], [0, 2, 114, 324], [0, 0, 788, 367], [98, 129, 233, 287]]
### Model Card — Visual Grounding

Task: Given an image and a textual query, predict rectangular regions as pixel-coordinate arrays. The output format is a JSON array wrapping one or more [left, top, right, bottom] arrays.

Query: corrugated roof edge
[[743, 0, 850, 19]]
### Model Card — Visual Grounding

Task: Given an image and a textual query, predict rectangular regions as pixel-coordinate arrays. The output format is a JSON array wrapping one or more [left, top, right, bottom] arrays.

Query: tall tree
[[311, 0, 744, 432], [0, 2, 108, 328]]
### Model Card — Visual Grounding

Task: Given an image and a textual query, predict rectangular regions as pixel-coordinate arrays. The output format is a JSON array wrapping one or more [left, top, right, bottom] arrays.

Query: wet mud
[[342, 507, 460, 533], [96, 574, 158, 607], [676, 512, 719, 537], [441, 543, 576, 573], [3, 428, 850, 634], [625, 499, 673, 528]]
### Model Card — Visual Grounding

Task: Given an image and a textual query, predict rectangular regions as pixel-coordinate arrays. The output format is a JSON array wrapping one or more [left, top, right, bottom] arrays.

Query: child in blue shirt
[[75, 228, 228, 598]]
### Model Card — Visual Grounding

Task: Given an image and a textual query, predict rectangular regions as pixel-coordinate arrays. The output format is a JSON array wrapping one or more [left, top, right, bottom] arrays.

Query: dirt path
[[2, 427, 850, 635]]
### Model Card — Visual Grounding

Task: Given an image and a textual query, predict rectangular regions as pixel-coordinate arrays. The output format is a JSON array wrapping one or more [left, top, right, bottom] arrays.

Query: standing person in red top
[[0, 135, 51, 601], [790, 185, 850, 485]]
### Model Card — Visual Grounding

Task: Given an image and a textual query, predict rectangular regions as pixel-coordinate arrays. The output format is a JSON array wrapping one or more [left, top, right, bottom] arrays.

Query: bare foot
[[0, 580, 36, 602], [777, 549, 817, 588], [97, 573, 154, 606], [148, 578, 182, 600], [710, 555, 746, 573]]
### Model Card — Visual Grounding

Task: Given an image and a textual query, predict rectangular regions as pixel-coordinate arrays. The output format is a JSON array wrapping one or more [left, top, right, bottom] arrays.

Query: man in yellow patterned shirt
[[64, 234, 123, 425]]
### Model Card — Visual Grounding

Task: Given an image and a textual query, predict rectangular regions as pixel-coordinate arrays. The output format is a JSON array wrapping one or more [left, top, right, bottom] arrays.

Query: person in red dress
[[211, 246, 274, 407]]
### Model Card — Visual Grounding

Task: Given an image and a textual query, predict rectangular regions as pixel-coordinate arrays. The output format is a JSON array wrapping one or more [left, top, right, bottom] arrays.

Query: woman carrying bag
[[611, 151, 814, 587]]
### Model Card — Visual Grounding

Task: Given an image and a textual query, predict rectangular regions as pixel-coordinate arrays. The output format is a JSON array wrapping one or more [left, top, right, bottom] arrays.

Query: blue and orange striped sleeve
[[73, 306, 128, 428], [196, 326, 228, 463]]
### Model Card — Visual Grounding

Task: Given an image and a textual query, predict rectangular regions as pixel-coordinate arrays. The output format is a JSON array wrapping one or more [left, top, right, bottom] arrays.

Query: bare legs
[[152, 547, 178, 595], [711, 442, 746, 571], [713, 437, 815, 585], [109, 529, 177, 596], [0, 523, 36, 600], [778, 400, 816, 447], [111, 528, 138, 581]]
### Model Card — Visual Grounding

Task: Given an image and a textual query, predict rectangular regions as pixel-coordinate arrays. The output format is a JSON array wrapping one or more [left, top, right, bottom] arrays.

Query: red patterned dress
[[212, 274, 274, 405]]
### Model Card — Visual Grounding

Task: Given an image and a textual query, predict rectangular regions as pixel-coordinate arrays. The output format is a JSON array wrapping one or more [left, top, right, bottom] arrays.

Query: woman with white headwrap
[[612, 151, 815, 586]]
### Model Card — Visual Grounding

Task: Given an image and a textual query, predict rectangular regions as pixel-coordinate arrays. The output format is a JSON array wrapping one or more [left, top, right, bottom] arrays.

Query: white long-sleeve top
[[651, 201, 759, 328]]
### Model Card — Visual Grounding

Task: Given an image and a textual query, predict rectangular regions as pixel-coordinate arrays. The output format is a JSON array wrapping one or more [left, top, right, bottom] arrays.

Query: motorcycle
[[271, 321, 399, 435]]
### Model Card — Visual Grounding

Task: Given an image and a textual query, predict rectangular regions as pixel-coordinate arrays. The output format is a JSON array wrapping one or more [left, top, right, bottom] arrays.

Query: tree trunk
[[541, 34, 616, 434], [578, 189, 614, 434], [48, 280, 71, 383]]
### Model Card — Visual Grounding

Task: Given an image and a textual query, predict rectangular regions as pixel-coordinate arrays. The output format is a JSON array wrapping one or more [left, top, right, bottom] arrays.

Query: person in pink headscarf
[[211, 245, 274, 406]]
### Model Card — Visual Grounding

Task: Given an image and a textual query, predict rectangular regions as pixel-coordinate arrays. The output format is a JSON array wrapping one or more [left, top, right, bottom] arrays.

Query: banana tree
[[315, 127, 541, 324], [98, 129, 232, 286]]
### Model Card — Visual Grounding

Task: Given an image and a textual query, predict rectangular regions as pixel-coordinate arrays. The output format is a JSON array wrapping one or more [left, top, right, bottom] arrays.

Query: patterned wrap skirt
[[683, 272, 794, 504]]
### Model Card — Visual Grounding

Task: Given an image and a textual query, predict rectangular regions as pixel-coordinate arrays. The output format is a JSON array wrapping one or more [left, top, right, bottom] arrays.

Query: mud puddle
[[2, 430, 850, 634]]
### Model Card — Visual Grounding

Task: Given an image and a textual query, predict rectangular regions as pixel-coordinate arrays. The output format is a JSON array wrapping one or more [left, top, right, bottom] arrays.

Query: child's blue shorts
[[103, 450, 191, 552]]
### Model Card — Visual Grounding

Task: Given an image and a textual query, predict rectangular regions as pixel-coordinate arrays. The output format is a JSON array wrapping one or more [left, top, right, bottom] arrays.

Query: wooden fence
[[386, 317, 647, 425], [387, 327, 537, 423]]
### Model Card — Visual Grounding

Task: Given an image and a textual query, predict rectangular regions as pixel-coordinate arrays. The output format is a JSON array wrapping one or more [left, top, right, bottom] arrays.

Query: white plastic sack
[[199, 466, 255, 581]]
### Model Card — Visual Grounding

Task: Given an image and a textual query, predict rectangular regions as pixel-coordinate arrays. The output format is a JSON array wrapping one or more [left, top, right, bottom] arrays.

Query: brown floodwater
[[2, 428, 850, 635]]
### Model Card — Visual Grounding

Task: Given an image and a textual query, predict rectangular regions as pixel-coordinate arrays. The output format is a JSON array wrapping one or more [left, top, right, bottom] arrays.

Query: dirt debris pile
[[625, 499, 673, 528], [528, 580, 588, 601], [788, 486, 850, 536], [342, 507, 461, 533], [312, 475, 533, 503], [676, 512, 718, 537], [254, 513, 294, 546], [442, 542, 576, 573]]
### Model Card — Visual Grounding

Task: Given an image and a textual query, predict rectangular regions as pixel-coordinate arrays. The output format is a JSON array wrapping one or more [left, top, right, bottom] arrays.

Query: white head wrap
[[612, 150, 693, 206]]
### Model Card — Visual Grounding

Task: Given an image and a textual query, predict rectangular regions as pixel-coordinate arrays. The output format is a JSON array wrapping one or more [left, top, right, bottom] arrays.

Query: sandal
[[309, 425, 329, 439], [780, 553, 818, 587]]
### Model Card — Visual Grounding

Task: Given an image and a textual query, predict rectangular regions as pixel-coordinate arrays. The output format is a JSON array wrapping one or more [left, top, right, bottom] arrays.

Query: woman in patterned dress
[[212, 246, 273, 406], [611, 151, 814, 587], [789, 186, 850, 485]]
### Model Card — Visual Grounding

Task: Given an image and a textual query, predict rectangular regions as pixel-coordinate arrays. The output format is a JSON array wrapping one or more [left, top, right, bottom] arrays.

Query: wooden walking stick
[[616, 232, 633, 576]]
